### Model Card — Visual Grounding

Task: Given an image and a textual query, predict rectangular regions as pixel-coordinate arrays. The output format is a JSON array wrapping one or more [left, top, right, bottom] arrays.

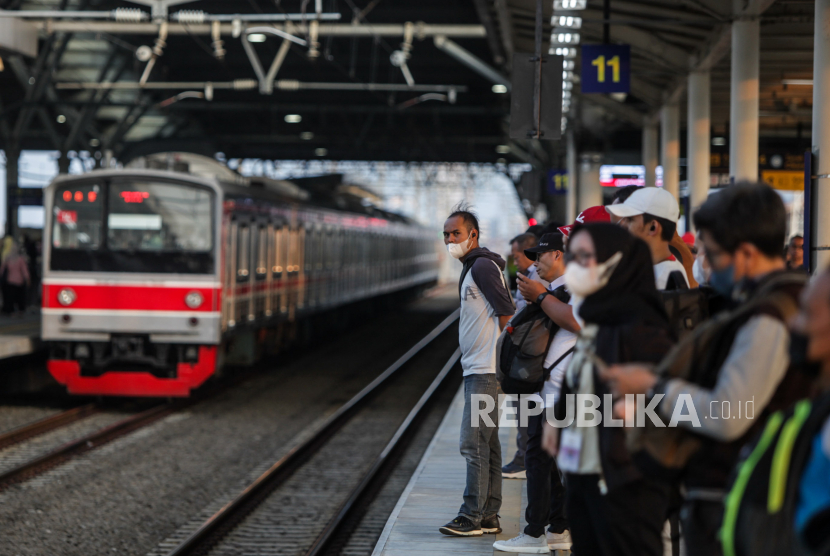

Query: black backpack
[[721, 393, 830, 556], [496, 286, 573, 395], [659, 271, 711, 341]]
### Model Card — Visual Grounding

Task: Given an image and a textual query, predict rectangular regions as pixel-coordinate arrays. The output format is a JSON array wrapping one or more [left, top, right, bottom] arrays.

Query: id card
[[558, 428, 582, 472]]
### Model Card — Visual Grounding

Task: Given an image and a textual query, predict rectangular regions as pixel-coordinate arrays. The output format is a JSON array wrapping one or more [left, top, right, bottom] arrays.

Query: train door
[[237, 225, 251, 322], [265, 223, 275, 317], [295, 225, 306, 312], [225, 221, 239, 329], [255, 224, 267, 319], [272, 223, 284, 316]]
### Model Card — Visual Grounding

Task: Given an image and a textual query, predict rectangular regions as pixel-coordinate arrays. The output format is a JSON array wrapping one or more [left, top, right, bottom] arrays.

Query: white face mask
[[447, 234, 475, 259], [692, 256, 708, 285], [563, 251, 623, 298]]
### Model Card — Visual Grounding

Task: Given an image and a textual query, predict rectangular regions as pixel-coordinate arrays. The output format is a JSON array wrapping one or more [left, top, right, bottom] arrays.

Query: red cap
[[682, 231, 695, 246], [558, 206, 612, 237]]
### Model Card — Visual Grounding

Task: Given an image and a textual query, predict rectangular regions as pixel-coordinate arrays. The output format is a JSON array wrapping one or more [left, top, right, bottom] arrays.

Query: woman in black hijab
[[545, 222, 675, 556]]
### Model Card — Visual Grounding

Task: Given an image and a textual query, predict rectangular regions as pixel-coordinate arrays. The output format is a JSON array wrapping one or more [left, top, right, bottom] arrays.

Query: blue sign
[[580, 44, 630, 94], [547, 169, 568, 195]]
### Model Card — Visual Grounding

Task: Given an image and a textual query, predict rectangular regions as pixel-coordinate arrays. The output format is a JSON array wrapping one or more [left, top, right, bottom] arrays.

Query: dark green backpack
[[722, 394, 830, 556]]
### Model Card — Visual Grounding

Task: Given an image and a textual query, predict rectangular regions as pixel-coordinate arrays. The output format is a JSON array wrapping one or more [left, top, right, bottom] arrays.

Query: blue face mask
[[708, 263, 735, 298]]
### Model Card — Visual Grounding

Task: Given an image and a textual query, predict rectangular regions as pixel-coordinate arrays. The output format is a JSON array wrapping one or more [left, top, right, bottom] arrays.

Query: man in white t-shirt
[[493, 232, 579, 554], [606, 187, 690, 289], [439, 207, 515, 538]]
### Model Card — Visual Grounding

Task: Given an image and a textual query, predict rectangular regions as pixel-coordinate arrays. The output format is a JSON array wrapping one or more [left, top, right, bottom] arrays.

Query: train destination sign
[[581, 44, 630, 94]]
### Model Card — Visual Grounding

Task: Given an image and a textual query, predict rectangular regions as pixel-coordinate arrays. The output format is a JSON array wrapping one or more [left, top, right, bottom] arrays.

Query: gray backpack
[[496, 286, 573, 395]]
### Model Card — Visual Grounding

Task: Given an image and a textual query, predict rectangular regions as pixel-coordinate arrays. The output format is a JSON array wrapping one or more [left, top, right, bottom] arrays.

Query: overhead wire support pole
[[603, 0, 610, 44], [531, 0, 543, 139]]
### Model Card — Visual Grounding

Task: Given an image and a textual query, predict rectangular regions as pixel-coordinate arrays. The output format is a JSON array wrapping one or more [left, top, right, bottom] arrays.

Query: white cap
[[605, 187, 679, 223]]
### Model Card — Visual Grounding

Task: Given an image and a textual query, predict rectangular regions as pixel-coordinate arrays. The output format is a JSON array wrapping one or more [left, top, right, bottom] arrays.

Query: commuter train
[[42, 153, 439, 397]]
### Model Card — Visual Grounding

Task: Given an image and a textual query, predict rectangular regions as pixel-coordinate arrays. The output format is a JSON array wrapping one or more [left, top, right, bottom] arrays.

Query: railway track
[[0, 403, 99, 451], [161, 309, 462, 556], [0, 402, 177, 489]]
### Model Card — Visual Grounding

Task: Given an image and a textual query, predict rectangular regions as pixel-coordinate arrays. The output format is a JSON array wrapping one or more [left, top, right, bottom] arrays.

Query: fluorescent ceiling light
[[495, 145, 511, 154], [492, 84, 508, 94], [554, 0, 587, 9], [554, 15, 582, 28], [284, 114, 302, 123], [782, 79, 812, 86], [551, 47, 578, 59], [300, 131, 314, 140], [712, 137, 726, 146], [315, 148, 328, 157], [248, 33, 267, 42], [551, 32, 580, 45]]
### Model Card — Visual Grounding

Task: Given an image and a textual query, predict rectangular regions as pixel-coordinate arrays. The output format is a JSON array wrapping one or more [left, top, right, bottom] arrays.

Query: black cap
[[524, 232, 564, 261]]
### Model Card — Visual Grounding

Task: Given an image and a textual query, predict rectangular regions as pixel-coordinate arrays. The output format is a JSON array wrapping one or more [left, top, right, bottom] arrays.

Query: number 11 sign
[[581, 44, 630, 94]]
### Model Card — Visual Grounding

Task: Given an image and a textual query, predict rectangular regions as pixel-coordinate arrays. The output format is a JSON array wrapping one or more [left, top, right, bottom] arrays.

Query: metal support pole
[[566, 128, 577, 222], [58, 151, 70, 174], [642, 121, 658, 187], [603, 0, 610, 44], [4, 148, 18, 236], [660, 103, 680, 199], [730, 19, 760, 182], [812, 0, 830, 271], [531, 0, 543, 139], [578, 153, 602, 211], [687, 70, 711, 227]]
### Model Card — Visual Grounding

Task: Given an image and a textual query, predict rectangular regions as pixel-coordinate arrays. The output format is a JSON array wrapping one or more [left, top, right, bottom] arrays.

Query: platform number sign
[[581, 44, 630, 94], [547, 170, 568, 195]]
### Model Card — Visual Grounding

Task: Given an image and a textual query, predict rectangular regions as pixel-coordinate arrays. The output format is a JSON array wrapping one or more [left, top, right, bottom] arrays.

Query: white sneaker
[[493, 532, 550, 553], [546, 529, 573, 550]]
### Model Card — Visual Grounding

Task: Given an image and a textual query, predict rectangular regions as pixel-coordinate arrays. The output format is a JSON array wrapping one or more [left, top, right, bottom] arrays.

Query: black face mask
[[789, 332, 822, 378]]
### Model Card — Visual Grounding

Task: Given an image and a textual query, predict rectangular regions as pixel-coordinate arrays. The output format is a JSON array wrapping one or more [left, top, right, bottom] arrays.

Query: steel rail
[[304, 348, 462, 556], [0, 403, 99, 451], [164, 308, 460, 556], [0, 402, 177, 489]]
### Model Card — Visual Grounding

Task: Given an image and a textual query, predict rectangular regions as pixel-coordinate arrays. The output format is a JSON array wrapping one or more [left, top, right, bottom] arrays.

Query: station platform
[[373, 386, 570, 556], [0, 311, 40, 360]]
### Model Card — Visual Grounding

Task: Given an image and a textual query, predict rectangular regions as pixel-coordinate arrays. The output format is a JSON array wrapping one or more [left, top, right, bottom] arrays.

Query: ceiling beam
[[36, 21, 487, 38], [472, 0, 505, 67]]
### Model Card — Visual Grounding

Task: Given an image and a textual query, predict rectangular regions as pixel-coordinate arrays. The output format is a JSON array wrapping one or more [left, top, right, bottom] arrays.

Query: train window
[[52, 183, 103, 249], [238, 226, 250, 280], [256, 226, 267, 278], [107, 181, 213, 252]]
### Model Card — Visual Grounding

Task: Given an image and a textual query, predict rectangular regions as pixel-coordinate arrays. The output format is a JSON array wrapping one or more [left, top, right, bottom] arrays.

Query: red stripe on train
[[42, 284, 220, 312]]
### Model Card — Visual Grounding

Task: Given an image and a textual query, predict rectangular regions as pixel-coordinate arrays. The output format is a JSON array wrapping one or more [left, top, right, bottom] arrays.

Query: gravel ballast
[[0, 292, 457, 556]]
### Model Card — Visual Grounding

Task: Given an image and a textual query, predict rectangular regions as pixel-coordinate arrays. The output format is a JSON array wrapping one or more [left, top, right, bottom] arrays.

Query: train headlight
[[185, 291, 204, 309], [58, 288, 77, 306]]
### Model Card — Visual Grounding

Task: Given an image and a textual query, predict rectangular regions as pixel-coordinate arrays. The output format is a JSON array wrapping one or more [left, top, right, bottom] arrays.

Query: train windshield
[[50, 180, 215, 274], [107, 181, 212, 252]]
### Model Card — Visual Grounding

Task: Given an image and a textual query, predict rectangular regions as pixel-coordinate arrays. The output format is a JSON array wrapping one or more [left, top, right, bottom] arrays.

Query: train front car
[[42, 170, 222, 397]]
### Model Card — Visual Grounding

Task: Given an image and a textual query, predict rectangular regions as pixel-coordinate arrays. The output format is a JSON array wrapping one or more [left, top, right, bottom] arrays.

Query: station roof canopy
[[0, 0, 816, 165]]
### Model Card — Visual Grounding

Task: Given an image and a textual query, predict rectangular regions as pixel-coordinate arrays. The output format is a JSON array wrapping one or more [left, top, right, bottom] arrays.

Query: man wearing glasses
[[601, 183, 814, 556]]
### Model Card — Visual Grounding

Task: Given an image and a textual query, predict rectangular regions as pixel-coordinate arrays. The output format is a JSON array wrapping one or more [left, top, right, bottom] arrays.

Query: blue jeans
[[458, 373, 502, 525]]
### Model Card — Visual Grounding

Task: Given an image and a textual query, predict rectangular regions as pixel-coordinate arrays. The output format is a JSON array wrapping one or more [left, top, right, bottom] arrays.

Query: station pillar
[[812, 0, 830, 270], [58, 152, 70, 174], [642, 121, 658, 188], [566, 128, 577, 222], [730, 19, 760, 182], [687, 70, 711, 228], [578, 153, 602, 211], [660, 103, 680, 199], [4, 148, 18, 235]]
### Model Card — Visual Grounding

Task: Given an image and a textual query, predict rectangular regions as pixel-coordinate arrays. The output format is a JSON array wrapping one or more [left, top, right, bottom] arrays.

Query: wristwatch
[[535, 291, 551, 305]]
